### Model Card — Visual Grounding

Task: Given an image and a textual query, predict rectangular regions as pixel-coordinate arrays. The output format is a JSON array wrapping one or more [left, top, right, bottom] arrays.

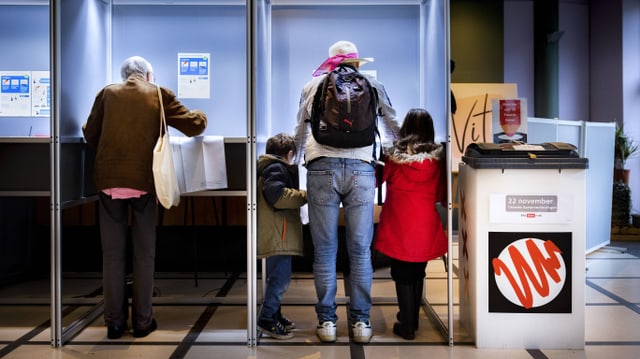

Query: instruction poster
[[0, 70, 50, 117], [31, 71, 50, 117], [177, 53, 210, 99], [0, 71, 31, 116]]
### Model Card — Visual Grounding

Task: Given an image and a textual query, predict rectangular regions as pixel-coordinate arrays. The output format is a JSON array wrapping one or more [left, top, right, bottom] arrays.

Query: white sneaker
[[316, 321, 336, 343], [351, 321, 372, 344]]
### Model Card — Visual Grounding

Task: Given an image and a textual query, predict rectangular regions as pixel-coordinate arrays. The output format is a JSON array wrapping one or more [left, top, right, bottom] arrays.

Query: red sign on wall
[[491, 98, 528, 144]]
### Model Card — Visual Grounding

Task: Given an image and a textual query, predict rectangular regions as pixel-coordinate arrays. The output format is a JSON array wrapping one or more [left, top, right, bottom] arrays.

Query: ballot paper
[[170, 135, 228, 193]]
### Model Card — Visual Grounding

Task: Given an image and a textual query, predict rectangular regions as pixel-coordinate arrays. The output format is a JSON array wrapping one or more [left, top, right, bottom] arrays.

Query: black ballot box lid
[[462, 142, 589, 169]]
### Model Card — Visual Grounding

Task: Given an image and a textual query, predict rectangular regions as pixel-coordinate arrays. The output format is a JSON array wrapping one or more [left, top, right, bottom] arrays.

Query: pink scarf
[[312, 53, 359, 77]]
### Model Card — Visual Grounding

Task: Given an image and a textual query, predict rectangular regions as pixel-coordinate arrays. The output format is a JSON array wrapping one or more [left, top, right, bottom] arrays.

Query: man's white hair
[[120, 56, 153, 81]]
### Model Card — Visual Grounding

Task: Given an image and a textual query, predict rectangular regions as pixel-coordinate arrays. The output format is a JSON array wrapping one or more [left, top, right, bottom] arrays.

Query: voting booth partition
[[457, 142, 588, 349], [0, 0, 452, 348]]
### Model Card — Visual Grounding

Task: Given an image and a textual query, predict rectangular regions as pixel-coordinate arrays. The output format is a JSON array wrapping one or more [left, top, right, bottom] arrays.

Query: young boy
[[257, 133, 307, 339]]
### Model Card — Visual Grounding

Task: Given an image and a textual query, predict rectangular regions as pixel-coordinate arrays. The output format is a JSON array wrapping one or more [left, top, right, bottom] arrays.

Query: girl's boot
[[412, 278, 424, 331], [392, 282, 415, 340]]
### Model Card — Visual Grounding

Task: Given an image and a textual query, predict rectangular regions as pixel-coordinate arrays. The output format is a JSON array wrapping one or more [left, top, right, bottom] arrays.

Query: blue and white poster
[[0, 70, 50, 117], [0, 71, 31, 116], [177, 53, 210, 99], [31, 71, 50, 117]]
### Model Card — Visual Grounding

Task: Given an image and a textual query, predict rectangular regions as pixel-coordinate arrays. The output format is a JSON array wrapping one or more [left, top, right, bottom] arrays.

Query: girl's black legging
[[389, 258, 427, 284]]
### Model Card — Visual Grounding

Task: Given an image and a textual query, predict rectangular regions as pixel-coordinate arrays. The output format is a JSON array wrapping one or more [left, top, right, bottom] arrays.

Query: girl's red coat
[[374, 145, 448, 262]]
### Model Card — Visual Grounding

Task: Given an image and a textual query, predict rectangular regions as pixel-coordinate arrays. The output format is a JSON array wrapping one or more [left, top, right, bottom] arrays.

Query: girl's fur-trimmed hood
[[385, 142, 444, 164]]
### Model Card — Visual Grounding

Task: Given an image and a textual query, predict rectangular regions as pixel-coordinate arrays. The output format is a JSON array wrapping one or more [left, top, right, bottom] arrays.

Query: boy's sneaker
[[351, 321, 372, 344], [257, 319, 294, 340], [278, 313, 296, 330], [316, 321, 336, 343]]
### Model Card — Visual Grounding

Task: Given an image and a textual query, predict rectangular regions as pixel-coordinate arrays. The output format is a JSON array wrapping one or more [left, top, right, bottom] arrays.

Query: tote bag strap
[[157, 85, 167, 136]]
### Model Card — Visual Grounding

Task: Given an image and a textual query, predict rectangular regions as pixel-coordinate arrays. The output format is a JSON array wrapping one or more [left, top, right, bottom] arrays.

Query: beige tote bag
[[152, 85, 181, 209]]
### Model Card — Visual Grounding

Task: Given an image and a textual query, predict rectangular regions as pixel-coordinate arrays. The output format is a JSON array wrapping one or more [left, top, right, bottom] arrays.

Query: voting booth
[[0, 0, 451, 347], [457, 142, 588, 349]]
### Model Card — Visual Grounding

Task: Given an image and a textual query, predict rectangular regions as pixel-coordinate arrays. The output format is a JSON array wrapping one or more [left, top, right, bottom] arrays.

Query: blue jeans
[[260, 255, 292, 322], [306, 157, 375, 323]]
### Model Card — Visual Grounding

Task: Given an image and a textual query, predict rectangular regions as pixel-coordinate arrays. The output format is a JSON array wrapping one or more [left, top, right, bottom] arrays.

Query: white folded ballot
[[170, 135, 228, 194]]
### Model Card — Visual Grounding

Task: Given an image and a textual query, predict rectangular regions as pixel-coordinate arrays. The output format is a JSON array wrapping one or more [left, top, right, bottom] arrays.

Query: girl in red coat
[[374, 108, 447, 340]]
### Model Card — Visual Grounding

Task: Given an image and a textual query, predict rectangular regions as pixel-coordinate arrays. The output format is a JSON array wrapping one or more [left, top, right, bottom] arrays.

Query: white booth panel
[[0, 4, 49, 137], [526, 117, 556, 145], [112, 4, 247, 137], [270, 4, 424, 137], [527, 117, 582, 148], [583, 122, 616, 252], [557, 121, 582, 149], [60, 0, 111, 138], [527, 117, 616, 252]]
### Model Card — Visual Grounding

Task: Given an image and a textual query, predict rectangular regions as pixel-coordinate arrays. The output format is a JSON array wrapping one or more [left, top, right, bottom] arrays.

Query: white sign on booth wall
[[0, 70, 50, 118], [489, 193, 575, 224], [31, 71, 50, 117], [0, 71, 31, 116], [177, 53, 210, 99]]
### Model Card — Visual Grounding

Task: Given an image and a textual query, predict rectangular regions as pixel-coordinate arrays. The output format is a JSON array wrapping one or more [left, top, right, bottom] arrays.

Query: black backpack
[[310, 64, 379, 148]]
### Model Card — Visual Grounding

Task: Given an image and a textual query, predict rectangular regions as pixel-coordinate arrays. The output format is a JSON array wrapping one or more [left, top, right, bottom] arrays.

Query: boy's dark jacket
[[257, 154, 307, 259]]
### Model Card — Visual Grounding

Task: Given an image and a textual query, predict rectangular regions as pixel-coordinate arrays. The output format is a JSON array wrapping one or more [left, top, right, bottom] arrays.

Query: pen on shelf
[[29, 125, 32, 137]]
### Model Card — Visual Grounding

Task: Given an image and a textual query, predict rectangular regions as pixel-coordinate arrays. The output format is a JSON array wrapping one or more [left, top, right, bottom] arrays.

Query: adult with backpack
[[293, 40, 400, 344]]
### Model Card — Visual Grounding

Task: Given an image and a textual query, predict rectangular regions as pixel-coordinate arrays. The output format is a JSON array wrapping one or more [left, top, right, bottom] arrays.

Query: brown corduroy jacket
[[83, 74, 207, 194]]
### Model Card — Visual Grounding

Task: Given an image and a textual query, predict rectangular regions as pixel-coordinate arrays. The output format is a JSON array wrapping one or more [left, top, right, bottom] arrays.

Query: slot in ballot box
[[457, 142, 588, 349]]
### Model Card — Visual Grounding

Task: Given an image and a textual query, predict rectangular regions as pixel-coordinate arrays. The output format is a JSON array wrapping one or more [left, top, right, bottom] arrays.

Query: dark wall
[[451, 0, 504, 83], [590, 0, 623, 124]]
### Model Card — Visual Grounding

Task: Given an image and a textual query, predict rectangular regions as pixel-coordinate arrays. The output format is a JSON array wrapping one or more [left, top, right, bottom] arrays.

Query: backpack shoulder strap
[[310, 75, 329, 123]]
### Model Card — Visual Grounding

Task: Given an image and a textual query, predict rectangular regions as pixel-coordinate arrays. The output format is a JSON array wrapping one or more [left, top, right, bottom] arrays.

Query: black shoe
[[257, 319, 294, 340], [413, 279, 424, 331], [278, 313, 296, 330], [132, 319, 157, 338], [397, 309, 418, 331], [107, 325, 126, 339], [394, 282, 416, 340], [393, 322, 415, 340]]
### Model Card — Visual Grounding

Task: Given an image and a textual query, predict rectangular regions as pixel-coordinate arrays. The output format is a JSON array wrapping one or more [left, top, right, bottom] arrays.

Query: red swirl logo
[[492, 238, 566, 309]]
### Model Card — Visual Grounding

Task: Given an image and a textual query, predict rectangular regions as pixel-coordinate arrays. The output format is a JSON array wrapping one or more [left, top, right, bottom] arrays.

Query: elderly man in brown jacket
[[83, 56, 207, 339]]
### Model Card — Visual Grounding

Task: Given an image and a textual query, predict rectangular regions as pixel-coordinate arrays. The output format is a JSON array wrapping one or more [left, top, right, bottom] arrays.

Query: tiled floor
[[1, 240, 639, 359]]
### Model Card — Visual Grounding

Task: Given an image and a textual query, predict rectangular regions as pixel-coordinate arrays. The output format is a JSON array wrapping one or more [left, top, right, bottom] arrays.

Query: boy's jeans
[[260, 255, 292, 321]]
